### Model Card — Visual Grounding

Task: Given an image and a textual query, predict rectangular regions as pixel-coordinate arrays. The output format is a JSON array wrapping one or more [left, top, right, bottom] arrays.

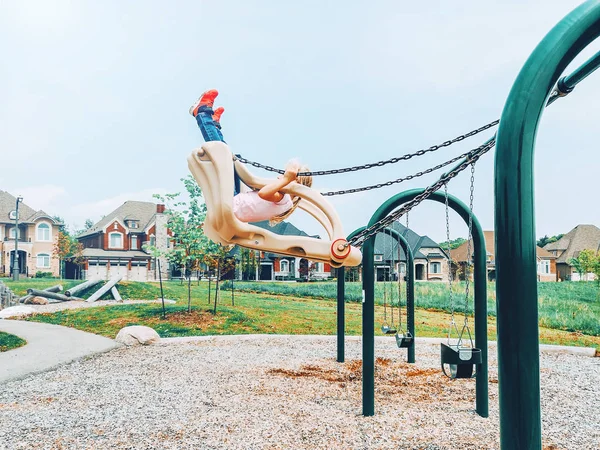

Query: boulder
[[115, 326, 161, 346], [29, 296, 49, 305], [0, 305, 36, 319]]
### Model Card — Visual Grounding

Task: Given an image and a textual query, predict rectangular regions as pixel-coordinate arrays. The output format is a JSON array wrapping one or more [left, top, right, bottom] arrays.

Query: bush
[[35, 271, 55, 278]]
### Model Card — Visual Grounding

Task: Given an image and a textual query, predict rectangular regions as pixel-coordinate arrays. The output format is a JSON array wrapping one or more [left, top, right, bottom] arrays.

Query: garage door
[[109, 262, 129, 280], [87, 262, 108, 280], [129, 263, 148, 282]]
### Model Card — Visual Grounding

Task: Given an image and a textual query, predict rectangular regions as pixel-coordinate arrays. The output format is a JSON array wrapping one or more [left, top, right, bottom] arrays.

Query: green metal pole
[[337, 267, 345, 363], [561, 48, 600, 90], [362, 235, 376, 416], [365, 189, 487, 417], [381, 227, 416, 363], [494, 2, 600, 449]]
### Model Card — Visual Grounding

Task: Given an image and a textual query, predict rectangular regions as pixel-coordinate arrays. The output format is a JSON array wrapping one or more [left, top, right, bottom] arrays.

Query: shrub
[[35, 271, 55, 278]]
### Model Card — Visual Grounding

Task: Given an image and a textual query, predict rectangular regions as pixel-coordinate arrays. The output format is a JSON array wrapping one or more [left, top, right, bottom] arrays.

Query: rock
[[115, 326, 161, 346], [0, 305, 36, 319], [29, 296, 49, 305]]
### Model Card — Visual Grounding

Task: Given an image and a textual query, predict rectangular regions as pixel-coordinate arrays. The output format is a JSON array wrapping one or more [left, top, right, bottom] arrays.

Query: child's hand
[[283, 161, 299, 181]]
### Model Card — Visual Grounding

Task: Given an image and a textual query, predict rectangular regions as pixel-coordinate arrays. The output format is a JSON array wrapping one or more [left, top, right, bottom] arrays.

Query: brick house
[[77, 201, 170, 281], [373, 222, 450, 282], [450, 230, 557, 282], [235, 220, 332, 281], [0, 190, 62, 278], [543, 224, 600, 281]]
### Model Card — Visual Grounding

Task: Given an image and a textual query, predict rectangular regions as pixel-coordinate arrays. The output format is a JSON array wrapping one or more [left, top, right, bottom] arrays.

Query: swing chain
[[397, 235, 403, 331], [348, 139, 495, 247], [320, 147, 477, 196], [463, 163, 476, 328], [234, 119, 499, 177], [444, 183, 455, 324]]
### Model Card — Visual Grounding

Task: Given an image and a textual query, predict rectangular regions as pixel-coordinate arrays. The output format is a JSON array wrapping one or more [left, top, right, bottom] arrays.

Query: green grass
[[225, 280, 600, 337], [0, 331, 26, 352], [5, 278, 600, 351]]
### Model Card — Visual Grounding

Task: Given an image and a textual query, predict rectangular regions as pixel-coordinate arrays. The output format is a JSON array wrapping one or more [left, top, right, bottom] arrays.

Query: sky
[[1, 0, 599, 244]]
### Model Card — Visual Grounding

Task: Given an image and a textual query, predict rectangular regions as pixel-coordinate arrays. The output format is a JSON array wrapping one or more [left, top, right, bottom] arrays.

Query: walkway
[[0, 320, 120, 383]]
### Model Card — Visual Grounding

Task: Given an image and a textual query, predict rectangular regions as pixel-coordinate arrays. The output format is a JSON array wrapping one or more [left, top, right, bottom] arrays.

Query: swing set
[[188, 1, 600, 447]]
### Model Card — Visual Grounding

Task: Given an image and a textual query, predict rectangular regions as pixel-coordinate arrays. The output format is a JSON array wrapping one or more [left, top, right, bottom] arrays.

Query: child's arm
[[258, 167, 298, 202]]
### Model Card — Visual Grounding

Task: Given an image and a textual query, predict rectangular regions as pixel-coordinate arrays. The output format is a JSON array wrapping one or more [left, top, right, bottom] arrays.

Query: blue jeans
[[195, 106, 241, 194], [195, 106, 225, 142]]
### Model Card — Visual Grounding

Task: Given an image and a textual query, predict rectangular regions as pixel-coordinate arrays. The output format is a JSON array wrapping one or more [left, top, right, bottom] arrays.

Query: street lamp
[[12, 196, 23, 281]]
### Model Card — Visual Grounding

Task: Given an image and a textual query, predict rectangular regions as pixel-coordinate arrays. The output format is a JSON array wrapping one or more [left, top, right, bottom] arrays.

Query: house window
[[374, 255, 383, 262], [131, 235, 138, 250], [37, 253, 50, 268], [37, 223, 51, 241], [128, 220, 139, 229], [280, 260, 289, 272], [430, 262, 441, 274], [537, 260, 550, 274], [398, 263, 406, 273], [9, 227, 20, 239], [109, 232, 123, 249], [114, 223, 118, 230], [149, 235, 156, 246]]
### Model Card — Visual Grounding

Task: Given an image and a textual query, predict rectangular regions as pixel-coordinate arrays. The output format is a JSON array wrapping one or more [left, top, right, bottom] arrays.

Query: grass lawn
[[0, 331, 26, 352], [6, 278, 600, 351]]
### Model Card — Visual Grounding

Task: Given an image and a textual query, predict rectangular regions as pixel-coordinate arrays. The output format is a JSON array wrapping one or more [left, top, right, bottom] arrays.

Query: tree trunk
[[213, 260, 221, 314], [231, 273, 235, 306], [187, 269, 192, 313], [208, 272, 212, 305], [158, 258, 166, 319]]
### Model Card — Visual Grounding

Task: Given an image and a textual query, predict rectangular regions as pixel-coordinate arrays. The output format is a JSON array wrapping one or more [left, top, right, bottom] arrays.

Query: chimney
[[157, 204, 166, 214]]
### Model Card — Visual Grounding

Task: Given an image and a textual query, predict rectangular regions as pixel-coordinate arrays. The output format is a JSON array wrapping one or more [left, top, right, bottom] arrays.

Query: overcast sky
[[1, 1, 599, 243]]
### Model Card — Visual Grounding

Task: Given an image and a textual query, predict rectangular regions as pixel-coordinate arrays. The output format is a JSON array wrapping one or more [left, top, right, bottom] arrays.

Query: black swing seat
[[381, 324, 397, 335], [395, 331, 413, 348], [440, 342, 482, 379]]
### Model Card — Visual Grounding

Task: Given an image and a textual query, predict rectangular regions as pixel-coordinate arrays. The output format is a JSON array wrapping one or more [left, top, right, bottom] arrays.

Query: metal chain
[[320, 146, 476, 196], [397, 226, 403, 331], [463, 163, 476, 328], [445, 183, 455, 322], [348, 139, 496, 247], [234, 119, 499, 177]]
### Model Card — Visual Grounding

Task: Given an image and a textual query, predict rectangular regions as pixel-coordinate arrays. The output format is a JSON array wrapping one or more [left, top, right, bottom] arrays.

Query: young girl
[[189, 89, 313, 226]]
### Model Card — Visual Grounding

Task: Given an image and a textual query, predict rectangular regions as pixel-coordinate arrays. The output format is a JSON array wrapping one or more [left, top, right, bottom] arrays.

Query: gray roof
[[373, 222, 446, 262], [82, 248, 150, 259], [78, 201, 158, 238], [0, 190, 60, 225], [543, 224, 600, 263]]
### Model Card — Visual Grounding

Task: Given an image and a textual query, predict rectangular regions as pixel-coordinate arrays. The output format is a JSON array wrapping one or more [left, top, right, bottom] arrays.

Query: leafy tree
[[84, 218, 94, 230], [53, 232, 85, 279], [204, 242, 235, 313], [155, 175, 210, 313], [537, 234, 564, 248], [142, 243, 167, 319], [53, 216, 67, 233], [439, 237, 467, 250], [240, 248, 258, 280], [568, 249, 596, 281]]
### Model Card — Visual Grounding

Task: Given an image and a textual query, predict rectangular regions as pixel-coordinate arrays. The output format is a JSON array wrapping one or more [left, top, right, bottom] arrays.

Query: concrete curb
[[0, 320, 122, 384], [158, 334, 597, 357]]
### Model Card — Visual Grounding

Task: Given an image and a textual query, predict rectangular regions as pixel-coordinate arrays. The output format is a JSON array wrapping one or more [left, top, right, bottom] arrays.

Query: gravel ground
[[0, 336, 598, 450]]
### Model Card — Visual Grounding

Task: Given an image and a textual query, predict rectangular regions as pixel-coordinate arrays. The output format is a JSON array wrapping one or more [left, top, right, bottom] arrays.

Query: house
[[543, 224, 600, 281], [450, 230, 557, 282], [233, 220, 333, 281], [0, 191, 62, 278], [77, 201, 170, 281], [373, 222, 450, 282]]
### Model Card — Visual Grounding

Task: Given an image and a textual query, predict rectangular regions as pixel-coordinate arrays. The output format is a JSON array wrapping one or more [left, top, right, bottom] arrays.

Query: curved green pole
[[494, 2, 600, 449], [363, 189, 487, 418], [381, 226, 416, 363]]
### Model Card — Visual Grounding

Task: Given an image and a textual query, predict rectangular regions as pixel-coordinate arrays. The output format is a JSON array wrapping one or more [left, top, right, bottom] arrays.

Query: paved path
[[0, 320, 120, 383]]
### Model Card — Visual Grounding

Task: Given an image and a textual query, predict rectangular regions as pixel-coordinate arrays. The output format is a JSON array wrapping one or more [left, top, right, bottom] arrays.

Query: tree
[[142, 242, 167, 319], [568, 249, 596, 281], [439, 237, 467, 250], [53, 231, 85, 279], [84, 218, 94, 230], [537, 234, 564, 248], [155, 175, 210, 313], [240, 248, 258, 280], [204, 242, 235, 314]]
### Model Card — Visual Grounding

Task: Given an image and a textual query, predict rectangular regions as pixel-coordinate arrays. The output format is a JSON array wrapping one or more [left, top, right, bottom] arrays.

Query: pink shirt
[[232, 191, 294, 223]]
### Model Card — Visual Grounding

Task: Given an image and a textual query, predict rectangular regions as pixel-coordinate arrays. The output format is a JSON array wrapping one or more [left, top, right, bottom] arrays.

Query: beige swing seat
[[187, 141, 362, 267]]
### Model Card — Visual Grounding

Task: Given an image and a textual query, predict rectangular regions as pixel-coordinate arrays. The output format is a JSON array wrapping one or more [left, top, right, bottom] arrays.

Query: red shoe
[[189, 89, 219, 117], [212, 106, 225, 125]]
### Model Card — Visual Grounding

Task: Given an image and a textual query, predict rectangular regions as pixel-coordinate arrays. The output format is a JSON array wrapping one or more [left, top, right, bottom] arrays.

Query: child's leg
[[196, 107, 225, 142]]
